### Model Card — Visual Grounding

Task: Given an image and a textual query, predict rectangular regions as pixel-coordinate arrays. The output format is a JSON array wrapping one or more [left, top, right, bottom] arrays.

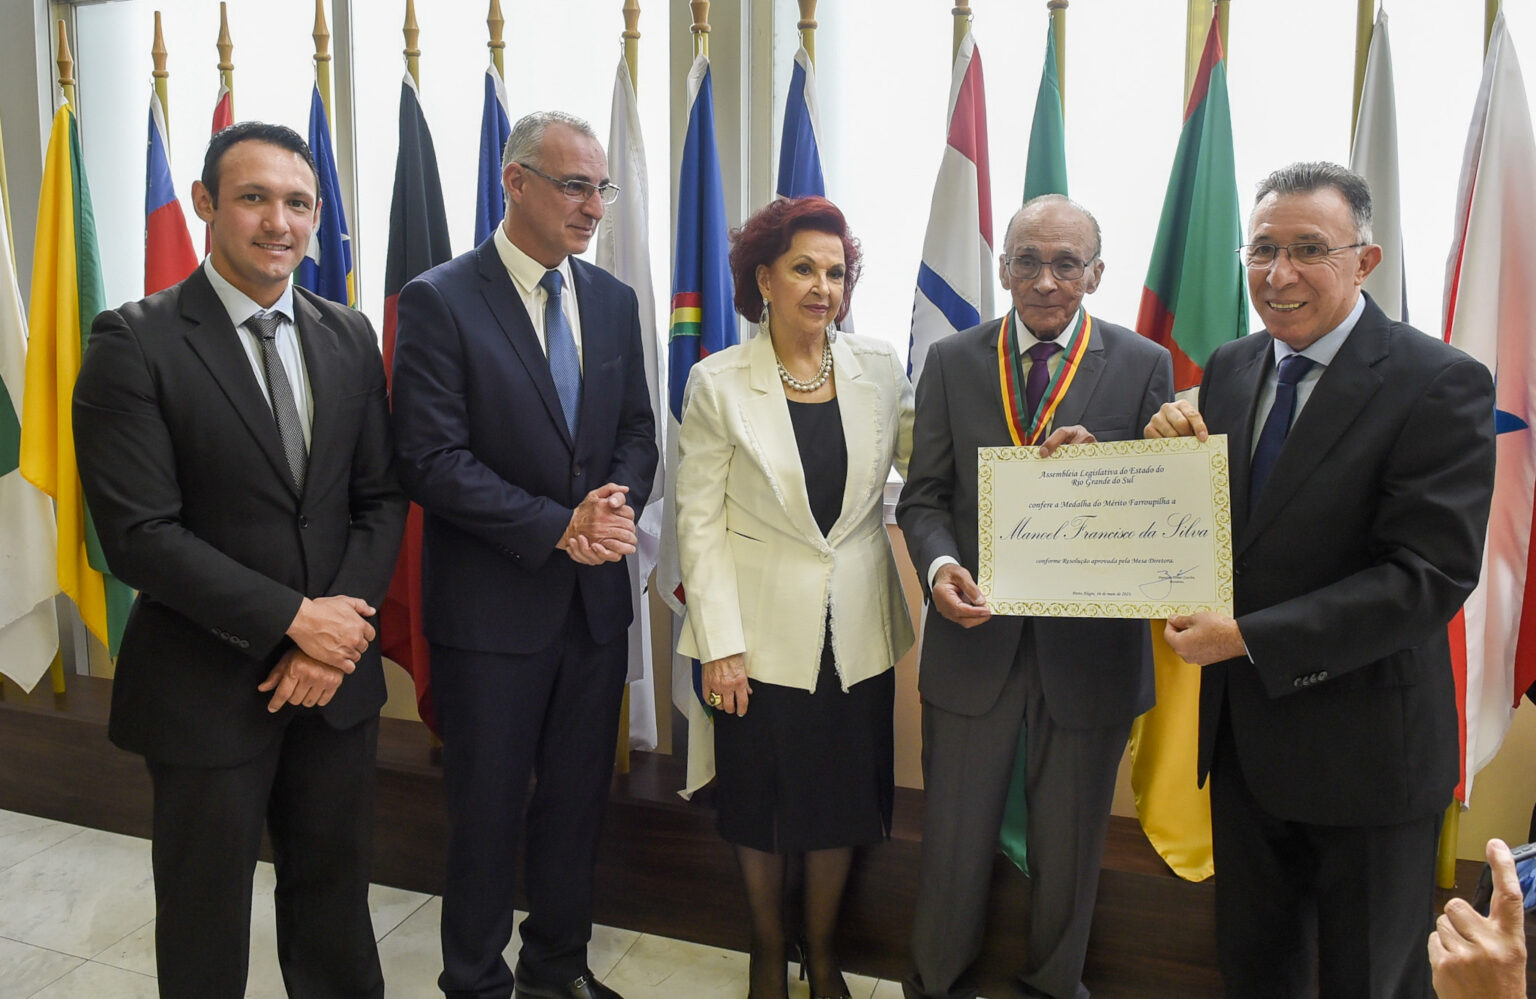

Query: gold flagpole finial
[[621, 0, 640, 92], [488, 0, 506, 78], [56, 19, 76, 107], [217, 2, 234, 95], [952, 1, 973, 62], [404, 0, 421, 87], [153, 11, 171, 128], [797, 0, 818, 65], [1048, 1, 1068, 113], [313, 0, 332, 118], [690, 0, 710, 58], [1351, 0, 1372, 139]]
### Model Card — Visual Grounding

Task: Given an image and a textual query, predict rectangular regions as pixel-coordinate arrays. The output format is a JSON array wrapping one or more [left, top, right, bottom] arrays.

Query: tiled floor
[[0, 808, 909, 999]]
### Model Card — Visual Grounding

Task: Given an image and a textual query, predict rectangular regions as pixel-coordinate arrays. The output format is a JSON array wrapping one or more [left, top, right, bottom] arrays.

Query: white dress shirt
[[493, 224, 584, 371]]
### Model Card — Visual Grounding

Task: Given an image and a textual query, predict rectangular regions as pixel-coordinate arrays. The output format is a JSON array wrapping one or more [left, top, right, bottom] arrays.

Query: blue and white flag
[[296, 83, 354, 306], [474, 64, 513, 245], [776, 45, 825, 198], [908, 32, 993, 388]]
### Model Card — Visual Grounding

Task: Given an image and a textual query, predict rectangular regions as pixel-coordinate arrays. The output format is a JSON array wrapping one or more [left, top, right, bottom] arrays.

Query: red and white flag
[[1443, 10, 1536, 803]]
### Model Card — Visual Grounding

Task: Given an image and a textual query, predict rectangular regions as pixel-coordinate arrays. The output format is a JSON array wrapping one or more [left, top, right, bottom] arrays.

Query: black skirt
[[712, 638, 895, 853]]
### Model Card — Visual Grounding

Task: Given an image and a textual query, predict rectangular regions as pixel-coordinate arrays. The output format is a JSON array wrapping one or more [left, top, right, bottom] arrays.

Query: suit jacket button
[[1316, 670, 1328, 681], [1293, 677, 1304, 687], [238, 639, 249, 648], [572, 466, 583, 478], [299, 515, 310, 529]]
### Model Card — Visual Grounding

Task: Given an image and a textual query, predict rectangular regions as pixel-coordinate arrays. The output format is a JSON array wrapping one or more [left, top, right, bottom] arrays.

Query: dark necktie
[[1025, 340, 1063, 418], [245, 311, 307, 491], [539, 270, 582, 436], [1249, 353, 1316, 505]]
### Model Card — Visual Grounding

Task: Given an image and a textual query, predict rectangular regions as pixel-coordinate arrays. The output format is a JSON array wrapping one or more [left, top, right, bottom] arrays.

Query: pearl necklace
[[776, 339, 834, 393]]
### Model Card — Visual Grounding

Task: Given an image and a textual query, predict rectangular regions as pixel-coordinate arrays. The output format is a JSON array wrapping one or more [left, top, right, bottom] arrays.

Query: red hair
[[729, 196, 861, 323]]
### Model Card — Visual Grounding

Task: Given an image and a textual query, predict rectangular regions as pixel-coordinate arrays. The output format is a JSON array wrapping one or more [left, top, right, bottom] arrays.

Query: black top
[[787, 397, 847, 537]]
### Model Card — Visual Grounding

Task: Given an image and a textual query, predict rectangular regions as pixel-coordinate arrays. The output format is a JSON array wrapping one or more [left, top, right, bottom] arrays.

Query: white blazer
[[675, 330, 916, 692]]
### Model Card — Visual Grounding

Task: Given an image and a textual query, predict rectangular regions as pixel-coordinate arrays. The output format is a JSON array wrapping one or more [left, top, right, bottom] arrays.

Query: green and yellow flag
[[20, 104, 133, 656], [1022, 24, 1067, 201]]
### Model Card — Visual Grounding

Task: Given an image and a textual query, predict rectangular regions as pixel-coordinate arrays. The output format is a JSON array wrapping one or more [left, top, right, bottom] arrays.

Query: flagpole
[[153, 12, 171, 137], [1487, 0, 1501, 54], [691, 0, 710, 59], [1215, 0, 1230, 56], [51, 19, 77, 695], [313, 0, 332, 121], [1351, 0, 1372, 136], [216, 3, 234, 108], [798, 0, 817, 65], [620, 0, 639, 91], [952, 0, 972, 62], [489, 0, 506, 79], [404, 0, 421, 88], [1049, 0, 1067, 114]]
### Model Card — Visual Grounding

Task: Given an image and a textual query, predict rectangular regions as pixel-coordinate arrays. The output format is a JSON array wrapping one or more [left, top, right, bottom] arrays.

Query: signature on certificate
[[1139, 566, 1199, 599]]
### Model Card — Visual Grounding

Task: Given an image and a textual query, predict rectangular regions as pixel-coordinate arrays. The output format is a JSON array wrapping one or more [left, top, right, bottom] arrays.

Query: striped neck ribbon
[[998, 309, 1091, 446]]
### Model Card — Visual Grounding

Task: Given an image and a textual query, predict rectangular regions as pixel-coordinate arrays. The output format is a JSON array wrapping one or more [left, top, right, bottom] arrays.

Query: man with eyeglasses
[[899, 194, 1173, 999], [391, 110, 656, 999], [1146, 162, 1496, 997]]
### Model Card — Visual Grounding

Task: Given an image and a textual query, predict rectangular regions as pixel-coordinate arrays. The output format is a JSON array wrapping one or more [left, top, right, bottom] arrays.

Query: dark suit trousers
[[908, 631, 1126, 999], [1209, 712, 1439, 998], [433, 596, 628, 999], [146, 712, 382, 999]]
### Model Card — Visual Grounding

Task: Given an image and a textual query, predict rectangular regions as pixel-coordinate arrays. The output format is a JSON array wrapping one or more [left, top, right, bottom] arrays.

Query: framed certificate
[[977, 435, 1233, 618]]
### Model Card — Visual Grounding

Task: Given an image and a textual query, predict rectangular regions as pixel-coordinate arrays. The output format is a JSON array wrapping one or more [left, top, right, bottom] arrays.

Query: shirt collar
[[1272, 293, 1365, 370], [1014, 308, 1083, 355], [202, 257, 295, 329], [493, 223, 574, 298]]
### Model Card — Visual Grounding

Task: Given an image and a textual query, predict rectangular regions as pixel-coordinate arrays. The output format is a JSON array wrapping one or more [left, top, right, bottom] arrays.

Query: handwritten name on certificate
[[977, 436, 1233, 618]]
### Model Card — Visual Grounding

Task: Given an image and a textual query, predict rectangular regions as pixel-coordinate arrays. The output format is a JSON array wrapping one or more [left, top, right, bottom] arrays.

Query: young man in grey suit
[[391, 111, 656, 999], [1147, 162, 1496, 997], [898, 195, 1173, 999], [73, 122, 406, 998]]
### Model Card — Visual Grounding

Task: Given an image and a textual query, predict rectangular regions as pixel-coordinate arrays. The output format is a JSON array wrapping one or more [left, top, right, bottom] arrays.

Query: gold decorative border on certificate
[[977, 436, 1233, 618]]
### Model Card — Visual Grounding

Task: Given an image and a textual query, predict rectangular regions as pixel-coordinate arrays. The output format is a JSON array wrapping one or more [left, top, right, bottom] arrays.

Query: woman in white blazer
[[675, 197, 915, 999]]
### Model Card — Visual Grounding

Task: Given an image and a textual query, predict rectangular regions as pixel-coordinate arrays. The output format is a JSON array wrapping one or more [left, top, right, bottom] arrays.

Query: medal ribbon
[[997, 309, 1091, 445]]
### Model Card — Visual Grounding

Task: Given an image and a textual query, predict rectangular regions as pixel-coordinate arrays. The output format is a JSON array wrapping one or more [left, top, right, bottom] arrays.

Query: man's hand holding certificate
[[977, 420, 1233, 619]]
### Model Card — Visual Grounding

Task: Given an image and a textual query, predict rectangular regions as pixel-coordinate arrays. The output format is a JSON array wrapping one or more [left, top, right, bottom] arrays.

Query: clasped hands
[[1144, 400, 1246, 664], [558, 482, 638, 565], [268, 593, 378, 712]]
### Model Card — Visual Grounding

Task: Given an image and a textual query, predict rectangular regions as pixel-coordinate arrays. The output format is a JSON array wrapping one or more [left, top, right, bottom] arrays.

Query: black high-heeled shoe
[[795, 938, 851, 999]]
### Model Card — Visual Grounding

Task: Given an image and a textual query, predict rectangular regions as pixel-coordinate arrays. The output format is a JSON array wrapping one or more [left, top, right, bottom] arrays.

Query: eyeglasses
[[1237, 241, 1366, 268], [1003, 255, 1095, 281], [518, 163, 621, 206]]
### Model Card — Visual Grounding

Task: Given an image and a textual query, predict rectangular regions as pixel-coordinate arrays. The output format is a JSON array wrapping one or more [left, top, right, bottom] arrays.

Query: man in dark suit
[[73, 122, 406, 998], [898, 195, 1173, 999], [390, 110, 656, 999], [1147, 162, 1496, 997]]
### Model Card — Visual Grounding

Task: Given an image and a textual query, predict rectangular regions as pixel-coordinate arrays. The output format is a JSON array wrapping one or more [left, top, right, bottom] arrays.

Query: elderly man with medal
[[897, 194, 1175, 999]]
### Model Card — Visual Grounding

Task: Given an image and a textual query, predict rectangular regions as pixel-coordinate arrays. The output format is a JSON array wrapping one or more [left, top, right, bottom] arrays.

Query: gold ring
[[707, 691, 723, 707]]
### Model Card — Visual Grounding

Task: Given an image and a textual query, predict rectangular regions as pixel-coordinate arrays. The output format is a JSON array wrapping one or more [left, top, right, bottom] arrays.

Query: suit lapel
[[828, 338, 876, 543], [742, 333, 826, 545], [293, 291, 339, 493], [1210, 336, 1270, 535], [1238, 314, 1387, 550], [1049, 313, 1106, 431], [178, 270, 301, 496], [571, 260, 617, 450], [474, 241, 574, 449]]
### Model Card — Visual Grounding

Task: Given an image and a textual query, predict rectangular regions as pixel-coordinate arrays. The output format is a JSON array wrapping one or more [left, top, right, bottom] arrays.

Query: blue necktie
[[1249, 353, 1316, 506], [539, 270, 582, 436]]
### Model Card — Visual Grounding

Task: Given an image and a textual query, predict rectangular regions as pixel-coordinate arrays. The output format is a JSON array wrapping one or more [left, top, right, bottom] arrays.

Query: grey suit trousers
[[908, 630, 1126, 999]]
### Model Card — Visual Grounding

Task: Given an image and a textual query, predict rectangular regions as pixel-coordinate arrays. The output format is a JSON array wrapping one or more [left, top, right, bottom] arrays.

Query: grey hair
[[502, 111, 598, 169], [1006, 194, 1104, 260], [1254, 162, 1373, 242]]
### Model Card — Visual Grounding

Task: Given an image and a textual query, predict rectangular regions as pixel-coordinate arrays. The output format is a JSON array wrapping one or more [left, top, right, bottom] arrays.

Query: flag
[[1350, 8, 1406, 322], [474, 63, 512, 245], [380, 72, 452, 734], [596, 55, 663, 752], [1135, 19, 1246, 393], [657, 54, 736, 797], [1126, 15, 1244, 883], [144, 89, 196, 295], [0, 126, 59, 693], [775, 45, 825, 199], [1022, 24, 1067, 201], [907, 31, 992, 389], [296, 83, 355, 307], [1442, 10, 1536, 805], [20, 103, 134, 657], [205, 83, 232, 254]]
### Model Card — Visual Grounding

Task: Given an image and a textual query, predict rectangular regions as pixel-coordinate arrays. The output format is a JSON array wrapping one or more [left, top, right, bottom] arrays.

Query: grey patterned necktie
[[245, 311, 307, 491]]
